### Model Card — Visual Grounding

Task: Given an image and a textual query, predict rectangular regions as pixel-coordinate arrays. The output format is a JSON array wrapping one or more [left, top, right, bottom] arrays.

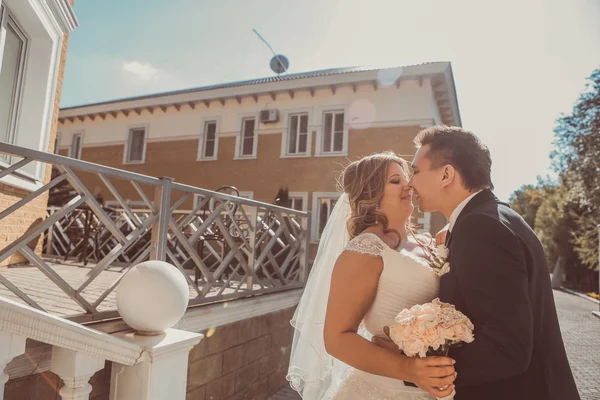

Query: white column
[[50, 347, 105, 400], [0, 332, 27, 400], [110, 329, 202, 400]]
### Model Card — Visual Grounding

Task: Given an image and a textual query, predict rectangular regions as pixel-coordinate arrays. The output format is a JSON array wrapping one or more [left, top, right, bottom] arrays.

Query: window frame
[[288, 191, 308, 212], [311, 192, 341, 241], [320, 110, 345, 155], [123, 125, 148, 164], [0, 0, 78, 192], [69, 132, 83, 159], [197, 118, 220, 161], [0, 6, 28, 163], [234, 114, 259, 159]]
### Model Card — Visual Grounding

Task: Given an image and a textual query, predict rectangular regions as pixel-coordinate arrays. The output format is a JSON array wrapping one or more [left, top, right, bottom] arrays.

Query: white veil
[[287, 193, 362, 399]]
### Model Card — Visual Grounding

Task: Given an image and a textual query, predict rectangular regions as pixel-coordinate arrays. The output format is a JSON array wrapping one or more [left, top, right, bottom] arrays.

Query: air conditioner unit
[[260, 109, 279, 123]]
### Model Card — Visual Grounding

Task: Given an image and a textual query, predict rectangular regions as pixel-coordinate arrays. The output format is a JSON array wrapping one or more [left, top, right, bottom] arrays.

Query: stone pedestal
[[110, 329, 202, 400]]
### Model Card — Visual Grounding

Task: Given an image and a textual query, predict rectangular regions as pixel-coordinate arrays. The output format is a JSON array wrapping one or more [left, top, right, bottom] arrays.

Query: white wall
[[58, 79, 437, 149]]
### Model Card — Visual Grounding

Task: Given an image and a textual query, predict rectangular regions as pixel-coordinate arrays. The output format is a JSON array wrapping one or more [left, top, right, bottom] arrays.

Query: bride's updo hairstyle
[[340, 151, 411, 241]]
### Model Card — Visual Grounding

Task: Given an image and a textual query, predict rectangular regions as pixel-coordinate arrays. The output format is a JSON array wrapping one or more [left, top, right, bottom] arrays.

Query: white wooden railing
[[0, 296, 201, 400]]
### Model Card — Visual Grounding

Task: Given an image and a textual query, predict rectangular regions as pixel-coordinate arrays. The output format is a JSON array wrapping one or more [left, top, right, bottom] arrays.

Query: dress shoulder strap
[[345, 233, 387, 257]]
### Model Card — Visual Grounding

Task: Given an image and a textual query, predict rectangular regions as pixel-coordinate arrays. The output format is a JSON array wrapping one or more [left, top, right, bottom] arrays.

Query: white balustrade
[[0, 261, 202, 400]]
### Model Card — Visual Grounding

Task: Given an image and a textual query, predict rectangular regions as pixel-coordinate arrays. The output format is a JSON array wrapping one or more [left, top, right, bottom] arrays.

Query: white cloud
[[122, 60, 162, 81]]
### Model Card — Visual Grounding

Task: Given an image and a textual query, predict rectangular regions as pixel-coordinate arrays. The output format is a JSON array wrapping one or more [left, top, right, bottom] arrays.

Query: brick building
[[0, 0, 78, 266], [57, 62, 462, 242]]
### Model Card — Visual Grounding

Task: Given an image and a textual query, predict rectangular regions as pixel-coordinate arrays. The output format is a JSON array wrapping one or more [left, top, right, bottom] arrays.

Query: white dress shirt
[[448, 190, 482, 232]]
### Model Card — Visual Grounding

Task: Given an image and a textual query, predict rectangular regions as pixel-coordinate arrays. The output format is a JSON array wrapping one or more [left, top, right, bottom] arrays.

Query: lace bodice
[[346, 233, 388, 257], [344, 233, 440, 337]]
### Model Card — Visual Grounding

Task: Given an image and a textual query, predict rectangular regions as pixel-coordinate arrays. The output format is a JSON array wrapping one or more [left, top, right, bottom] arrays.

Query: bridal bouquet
[[389, 298, 474, 358], [389, 299, 474, 400]]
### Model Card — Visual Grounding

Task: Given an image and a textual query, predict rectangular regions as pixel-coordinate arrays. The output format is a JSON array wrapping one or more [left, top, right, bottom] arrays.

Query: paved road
[[554, 290, 600, 400], [270, 290, 600, 400]]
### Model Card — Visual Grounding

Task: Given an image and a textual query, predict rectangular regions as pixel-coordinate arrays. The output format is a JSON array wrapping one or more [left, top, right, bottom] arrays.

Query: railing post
[[50, 348, 105, 400], [0, 332, 26, 400], [110, 330, 202, 400], [299, 212, 312, 283], [150, 177, 173, 261]]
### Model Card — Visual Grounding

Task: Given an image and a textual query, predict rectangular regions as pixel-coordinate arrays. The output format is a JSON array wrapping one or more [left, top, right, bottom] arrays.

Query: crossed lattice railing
[[0, 143, 311, 322]]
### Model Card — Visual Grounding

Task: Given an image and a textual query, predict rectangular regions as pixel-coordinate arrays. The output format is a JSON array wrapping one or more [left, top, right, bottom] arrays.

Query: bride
[[287, 152, 456, 400]]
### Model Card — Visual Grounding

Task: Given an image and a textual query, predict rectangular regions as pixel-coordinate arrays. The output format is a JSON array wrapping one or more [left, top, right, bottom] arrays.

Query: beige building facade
[[57, 63, 461, 242]]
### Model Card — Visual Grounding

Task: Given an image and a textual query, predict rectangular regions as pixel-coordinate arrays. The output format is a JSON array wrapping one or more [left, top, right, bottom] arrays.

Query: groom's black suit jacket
[[440, 190, 579, 400]]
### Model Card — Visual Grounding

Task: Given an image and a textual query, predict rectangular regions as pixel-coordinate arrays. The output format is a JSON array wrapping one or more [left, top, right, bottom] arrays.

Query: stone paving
[[269, 290, 600, 400], [554, 290, 600, 400]]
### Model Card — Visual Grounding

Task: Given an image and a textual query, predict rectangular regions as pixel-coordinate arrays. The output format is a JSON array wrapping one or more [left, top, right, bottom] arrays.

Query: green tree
[[552, 68, 600, 273], [509, 182, 546, 229]]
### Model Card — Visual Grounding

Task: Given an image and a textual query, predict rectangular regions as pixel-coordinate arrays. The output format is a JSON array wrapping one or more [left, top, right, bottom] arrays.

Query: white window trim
[[0, 9, 28, 155], [69, 132, 83, 159], [234, 113, 259, 160], [123, 124, 148, 165], [197, 117, 220, 161], [311, 192, 341, 242], [0, 0, 78, 192], [280, 108, 314, 158], [314, 105, 349, 158], [288, 191, 308, 211]]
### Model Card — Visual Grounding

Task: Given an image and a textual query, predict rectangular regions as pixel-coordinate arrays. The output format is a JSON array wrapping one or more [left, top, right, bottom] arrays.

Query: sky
[[60, 0, 600, 201]]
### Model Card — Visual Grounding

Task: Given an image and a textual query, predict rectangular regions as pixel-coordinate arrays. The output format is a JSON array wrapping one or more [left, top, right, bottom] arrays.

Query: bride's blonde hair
[[339, 151, 413, 242]]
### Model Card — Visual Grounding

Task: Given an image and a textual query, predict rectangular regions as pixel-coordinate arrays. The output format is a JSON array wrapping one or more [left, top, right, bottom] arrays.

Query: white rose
[[438, 262, 451, 276], [436, 245, 449, 259]]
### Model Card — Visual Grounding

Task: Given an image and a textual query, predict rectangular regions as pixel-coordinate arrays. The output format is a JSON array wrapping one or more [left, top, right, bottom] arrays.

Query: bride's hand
[[404, 356, 456, 398], [374, 327, 456, 398]]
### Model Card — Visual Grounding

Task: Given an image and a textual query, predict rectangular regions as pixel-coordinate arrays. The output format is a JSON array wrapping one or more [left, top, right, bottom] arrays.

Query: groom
[[404, 126, 579, 400]]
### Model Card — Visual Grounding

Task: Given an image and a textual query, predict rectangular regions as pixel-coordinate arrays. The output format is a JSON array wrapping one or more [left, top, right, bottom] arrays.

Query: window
[[312, 193, 340, 240], [287, 113, 309, 155], [0, 0, 77, 192], [125, 127, 146, 163], [322, 111, 344, 154], [288, 192, 308, 211], [70, 133, 82, 159], [200, 121, 217, 160], [290, 197, 304, 211], [0, 7, 27, 163], [240, 117, 256, 157], [318, 197, 337, 238]]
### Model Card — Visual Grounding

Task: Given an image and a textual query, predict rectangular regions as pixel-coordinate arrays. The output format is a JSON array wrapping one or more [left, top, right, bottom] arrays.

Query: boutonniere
[[429, 245, 450, 277]]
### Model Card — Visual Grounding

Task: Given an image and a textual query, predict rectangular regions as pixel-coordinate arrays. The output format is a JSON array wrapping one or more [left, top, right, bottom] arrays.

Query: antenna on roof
[[253, 29, 289, 75]]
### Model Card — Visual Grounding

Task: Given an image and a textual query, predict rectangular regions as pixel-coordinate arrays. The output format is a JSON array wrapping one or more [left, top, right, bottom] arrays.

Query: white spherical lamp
[[116, 260, 189, 335]]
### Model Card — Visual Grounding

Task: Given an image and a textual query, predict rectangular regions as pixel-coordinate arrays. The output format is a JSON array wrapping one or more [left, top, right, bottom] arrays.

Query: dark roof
[[60, 64, 436, 110]]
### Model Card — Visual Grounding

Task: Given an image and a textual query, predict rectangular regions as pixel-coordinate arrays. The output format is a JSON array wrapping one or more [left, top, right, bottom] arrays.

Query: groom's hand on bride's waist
[[371, 326, 402, 354], [372, 326, 457, 398]]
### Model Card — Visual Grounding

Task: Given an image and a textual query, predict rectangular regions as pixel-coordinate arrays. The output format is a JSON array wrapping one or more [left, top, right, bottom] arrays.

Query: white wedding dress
[[330, 232, 440, 400]]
